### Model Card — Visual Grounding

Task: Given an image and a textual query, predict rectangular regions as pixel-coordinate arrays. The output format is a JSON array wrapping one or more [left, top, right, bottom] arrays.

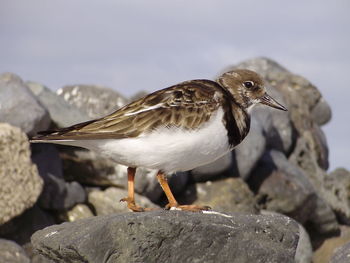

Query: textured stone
[[311, 97, 332, 126], [57, 84, 128, 119], [191, 152, 233, 182], [88, 187, 158, 215], [322, 168, 350, 224], [0, 123, 43, 225], [232, 117, 266, 179], [31, 211, 300, 263], [250, 150, 315, 224], [0, 239, 30, 263], [64, 204, 94, 222], [27, 81, 90, 127], [252, 86, 294, 154], [191, 177, 258, 213], [330, 240, 350, 263], [0, 205, 55, 245], [314, 225, 350, 263], [0, 73, 50, 135], [31, 144, 86, 211]]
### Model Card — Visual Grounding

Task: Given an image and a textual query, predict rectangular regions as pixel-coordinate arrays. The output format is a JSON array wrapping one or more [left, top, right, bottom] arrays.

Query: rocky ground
[[0, 57, 349, 263]]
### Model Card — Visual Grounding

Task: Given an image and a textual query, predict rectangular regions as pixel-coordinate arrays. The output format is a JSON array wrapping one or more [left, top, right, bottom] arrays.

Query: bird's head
[[217, 69, 287, 112]]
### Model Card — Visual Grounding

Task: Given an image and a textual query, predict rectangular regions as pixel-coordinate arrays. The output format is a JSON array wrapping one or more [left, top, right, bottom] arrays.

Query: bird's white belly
[[69, 108, 230, 173]]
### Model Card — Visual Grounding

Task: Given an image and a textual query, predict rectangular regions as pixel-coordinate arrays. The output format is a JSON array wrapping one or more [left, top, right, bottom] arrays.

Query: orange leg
[[156, 171, 211, 212], [120, 167, 150, 212]]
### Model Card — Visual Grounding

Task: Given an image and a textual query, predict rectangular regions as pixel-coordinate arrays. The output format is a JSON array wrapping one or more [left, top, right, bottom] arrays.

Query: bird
[[30, 69, 287, 212]]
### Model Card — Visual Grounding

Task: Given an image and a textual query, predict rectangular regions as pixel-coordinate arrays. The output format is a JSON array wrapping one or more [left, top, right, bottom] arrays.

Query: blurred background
[[1, 0, 349, 170]]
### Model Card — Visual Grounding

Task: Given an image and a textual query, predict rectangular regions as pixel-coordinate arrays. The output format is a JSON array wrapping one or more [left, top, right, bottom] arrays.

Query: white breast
[[61, 107, 231, 173]]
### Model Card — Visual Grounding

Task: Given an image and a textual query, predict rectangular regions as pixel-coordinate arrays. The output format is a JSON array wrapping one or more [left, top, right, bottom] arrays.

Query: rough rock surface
[[0, 123, 43, 225], [0, 73, 50, 135], [31, 144, 86, 210], [250, 150, 316, 223], [330, 240, 350, 263], [322, 168, 350, 224], [64, 204, 94, 222], [57, 84, 128, 119], [32, 211, 300, 263], [27, 81, 90, 127], [0, 238, 30, 263], [232, 117, 266, 179], [88, 187, 159, 215], [190, 177, 257, 213]]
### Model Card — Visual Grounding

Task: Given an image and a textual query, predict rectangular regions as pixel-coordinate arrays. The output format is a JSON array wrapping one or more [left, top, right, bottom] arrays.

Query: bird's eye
[[243, 81, 254, 89]]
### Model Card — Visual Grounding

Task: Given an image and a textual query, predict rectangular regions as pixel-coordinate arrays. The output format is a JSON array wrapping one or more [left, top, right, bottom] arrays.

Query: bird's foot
[[120, 197, 155, 212], [165, 203, 211, 212]]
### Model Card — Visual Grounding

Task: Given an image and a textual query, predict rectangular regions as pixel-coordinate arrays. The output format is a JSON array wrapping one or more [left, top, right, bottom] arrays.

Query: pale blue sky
[[1, 0, 349, 170]]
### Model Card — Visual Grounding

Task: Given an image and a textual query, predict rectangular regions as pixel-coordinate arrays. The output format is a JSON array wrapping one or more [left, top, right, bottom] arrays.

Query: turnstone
[[31, 69, 287, 212]]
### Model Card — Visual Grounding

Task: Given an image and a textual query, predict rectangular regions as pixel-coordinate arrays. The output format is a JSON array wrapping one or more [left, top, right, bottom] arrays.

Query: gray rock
[[27, 81, 90, 127], [0, 239, 30, 263], [0, 205, 55, 245], [323, 168, 350, 224], [190, 177, 258, 213], [330, 241, 350, 263], [31, 211, 300, 263], [0, 123, 43, 225], [31, 144, 86, 211], [252, 86, 294, 154], [88, 187, 159, 215], [57, 84, 128, 119], [311, 97, 332, 126], [191, 152, 233, 182], [64, 204, 94, 222], [233, 117, 266, 179], [250, 150, 316, 224], [0, 73, 50, 136]]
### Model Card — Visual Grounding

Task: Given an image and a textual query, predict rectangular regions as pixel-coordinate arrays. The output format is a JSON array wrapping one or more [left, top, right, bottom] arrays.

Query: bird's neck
[[221, 98, 250, 148]]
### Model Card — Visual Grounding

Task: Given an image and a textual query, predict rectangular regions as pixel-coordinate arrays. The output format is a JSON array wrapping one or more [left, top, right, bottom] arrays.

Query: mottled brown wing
[[33, 80, 224, 140]]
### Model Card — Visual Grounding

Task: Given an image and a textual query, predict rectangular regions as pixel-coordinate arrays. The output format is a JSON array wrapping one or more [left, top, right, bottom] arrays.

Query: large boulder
[[57, 84, 128, 119], [31, 144, 86, 211], [32, 211, 300, 263], [0, 239, 30, 263], [0, 73, 50, 136], [27, 81, 89, 128], [0, 123, 43, 225]]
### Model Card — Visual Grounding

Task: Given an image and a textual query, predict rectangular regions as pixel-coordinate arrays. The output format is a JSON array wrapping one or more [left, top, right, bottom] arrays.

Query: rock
[[249, 150, 339, 235], [191, 152, 233, 182], [261, 210, 312, 263], [232, 117, 266, 179], [57, 84, 128, 119], [251, 86, 294, 154], [31, 211, 300, 263], [64, 204, 94, 222], [330, 240, 350, 263], [249, 150, 316, 224], [0, 123, 43, 225], [313, 225, 350, 263], [294, 224, 313, 263], [0, 239, 30, 263], [322, 168, 350, 225], [311, 97, 332, 126], [0, 205, 55, 245], [191, 177, 258, 213], [31, 144, 86, 211], [88, 187, 159, 215], [0, 73, 50, 135], [27, 81, 90, 127]]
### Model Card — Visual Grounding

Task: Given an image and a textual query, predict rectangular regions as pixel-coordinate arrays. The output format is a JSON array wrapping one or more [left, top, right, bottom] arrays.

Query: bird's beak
[[259, 93, 287, 111]]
